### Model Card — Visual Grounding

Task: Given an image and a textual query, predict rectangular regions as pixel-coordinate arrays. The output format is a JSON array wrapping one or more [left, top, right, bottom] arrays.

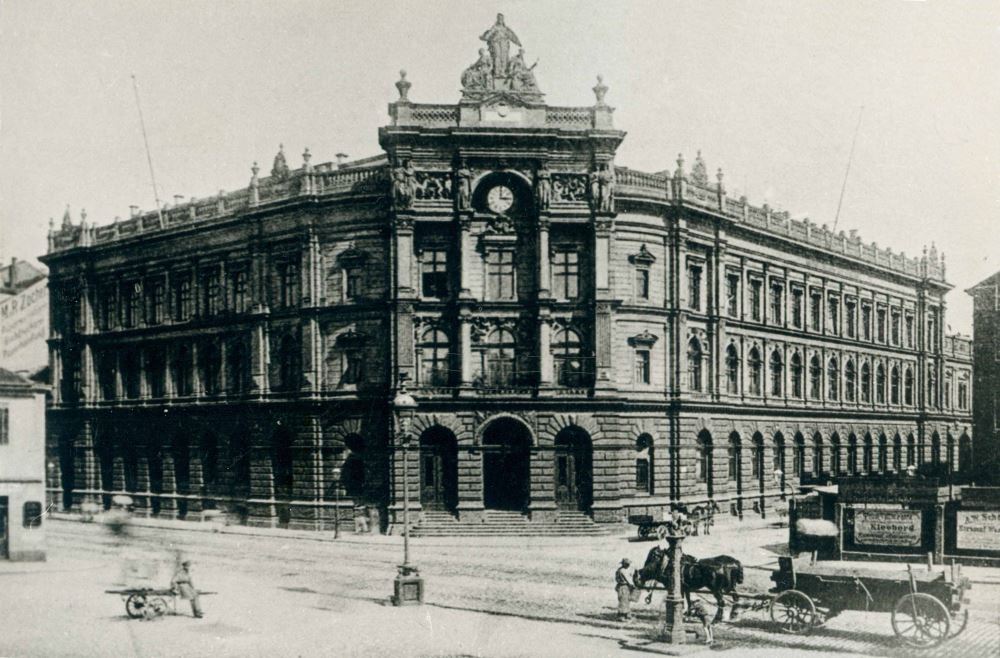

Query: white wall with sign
[[854, 509, 923, 547], [956, 511, 1000, 552], [0, 278, 48, 372]]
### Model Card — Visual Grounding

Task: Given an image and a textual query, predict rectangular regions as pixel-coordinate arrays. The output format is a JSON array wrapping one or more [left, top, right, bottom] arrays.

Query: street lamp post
[[332, 466, 341, 540], [391, 377, 422, 606]]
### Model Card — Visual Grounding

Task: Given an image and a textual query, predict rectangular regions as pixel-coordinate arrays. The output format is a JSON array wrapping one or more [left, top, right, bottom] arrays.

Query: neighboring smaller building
[[967, 271, 1000, 471], [0, 256, 49, 375], [0, 368, 47, 561]]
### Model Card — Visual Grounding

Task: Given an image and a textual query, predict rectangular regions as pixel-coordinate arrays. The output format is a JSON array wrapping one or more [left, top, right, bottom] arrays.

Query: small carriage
[[767, 557, 971, 648]]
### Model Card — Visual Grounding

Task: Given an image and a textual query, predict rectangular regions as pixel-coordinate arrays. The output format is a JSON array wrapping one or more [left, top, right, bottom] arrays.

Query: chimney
[[335, 153, 349, 169], [173, 195, 185, 206], [130, 205, 140, 218]]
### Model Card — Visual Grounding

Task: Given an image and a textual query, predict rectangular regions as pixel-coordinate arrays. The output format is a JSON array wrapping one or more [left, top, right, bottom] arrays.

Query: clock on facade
[[486, 184, 515, 214]]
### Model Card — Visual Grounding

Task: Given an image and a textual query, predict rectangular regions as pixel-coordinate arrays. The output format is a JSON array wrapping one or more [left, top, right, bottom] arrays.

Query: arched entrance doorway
[[554, 427, 593, 511], [481, 418, 531, 511], [419, 427, 458, 512]]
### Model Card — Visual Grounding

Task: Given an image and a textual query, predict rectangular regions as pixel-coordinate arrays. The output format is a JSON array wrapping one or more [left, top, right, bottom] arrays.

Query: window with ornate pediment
[[828, 357, 839, 401], [629, 245, 655, 302], [891, 365, 901, 405], [770, 349, 783, 396], [630, 331, 658, 386], [333, 330, 367, 387], [845, 359, 856, 402], [876, 363, 886, 404], [791, 351, 803, 398], [809, 355, 822, 399], [861, 361, 872, 403], [748, 347, 762, 396]]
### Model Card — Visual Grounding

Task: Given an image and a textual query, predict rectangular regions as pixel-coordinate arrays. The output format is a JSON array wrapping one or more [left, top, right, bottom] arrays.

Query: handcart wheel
[[147, 597, 169, 619], [948, 609, 969, 639], [891, 593, 950, 648], [125, 594, 148, 619], [769, 589, 816, 634]]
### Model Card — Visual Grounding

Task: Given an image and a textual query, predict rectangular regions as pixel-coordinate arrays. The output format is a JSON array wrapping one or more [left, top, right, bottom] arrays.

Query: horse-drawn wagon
[[768, 557, 971, 648]]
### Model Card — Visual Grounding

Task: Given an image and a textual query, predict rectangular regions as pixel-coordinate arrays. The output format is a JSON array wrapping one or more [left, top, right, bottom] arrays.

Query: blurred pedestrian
[[171, 559, 204, 618], [353, 504, 369, 533], [615, 558, 635, 621]]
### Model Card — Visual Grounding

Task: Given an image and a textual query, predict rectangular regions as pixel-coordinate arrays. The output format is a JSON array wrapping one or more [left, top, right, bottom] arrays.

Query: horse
[[634, 546, 744, 623]]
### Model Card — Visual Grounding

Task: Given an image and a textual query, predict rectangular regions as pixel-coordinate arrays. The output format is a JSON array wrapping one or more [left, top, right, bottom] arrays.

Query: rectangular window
[[958, 382, 968, 409], [770, 282, 783, 324], [891, 310, 901, 345], [877, 306, 887, 342], [145, 278, 165, 325], [634, 350, 650, 384], [791, 286, 803, 328], [121, 281, 138, 328], [22, 501, 42, 529], [486, 250, 516, 301], [101, 284, 118, 330], [0, 407, 8, 444], [201, 267, 221, 316], [688, 264, 702, 311], [846, 300, 857, 338], [421, 249, 449, 299], [827, 296, 839, 335], [905, 315, 914, 348], [809, 290, 822, 331], [345, 266, 362, 300], [552, 249, 579, 300], [231, 268, 249, 313], [278, 262, 299, 308], [173, 272, 192, 321], [635, 268, 650, 301], [635, 460, 650, 493], [749, 278, 762, 322], [726, 274, 740, 317], [861, 304, 872, 341]]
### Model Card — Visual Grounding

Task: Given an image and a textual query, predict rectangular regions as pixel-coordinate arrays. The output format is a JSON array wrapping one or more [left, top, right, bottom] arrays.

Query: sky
[[1, 0, 997, 332]]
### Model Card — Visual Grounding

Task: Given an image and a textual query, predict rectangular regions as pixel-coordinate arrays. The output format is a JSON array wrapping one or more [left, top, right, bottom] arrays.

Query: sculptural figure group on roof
[[461, 14, 540, 95]]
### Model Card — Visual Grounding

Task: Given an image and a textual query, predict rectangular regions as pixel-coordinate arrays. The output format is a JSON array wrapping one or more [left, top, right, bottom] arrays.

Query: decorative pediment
[[628, 330, 659, 348], [629, 244, 656, 266], [337, 244, 367, 267], [335, 330, 367, 349]]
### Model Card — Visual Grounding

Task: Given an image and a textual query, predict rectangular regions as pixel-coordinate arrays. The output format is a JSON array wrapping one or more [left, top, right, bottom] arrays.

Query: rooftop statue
[[480, 13, 520, 78], [461, 15, 542, 101]]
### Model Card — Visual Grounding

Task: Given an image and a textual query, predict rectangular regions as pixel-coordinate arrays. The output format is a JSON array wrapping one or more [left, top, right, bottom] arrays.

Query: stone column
[[247, 446, 276, 528], [251, 323, 269, 395], [112, 455, 126, 494], [538, 315, 553, 386], [291, 418, 324, 530], [395, 215, 415, 296], [50, 344, 62, 405], [455, 441, 484, 524], [188, 455, 205, 514], [528, 439, 557, 523], [537, 217, 551, 298], [459, 310, 474, 387], [301, 318, 320, 393], [160, 453, 178, 519], [458, 216, 474, 297], [135, 456, 151, 516]]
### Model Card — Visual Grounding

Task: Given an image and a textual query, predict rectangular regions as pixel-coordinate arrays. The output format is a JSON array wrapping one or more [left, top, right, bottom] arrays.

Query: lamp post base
[[392, 564, 424, 606]]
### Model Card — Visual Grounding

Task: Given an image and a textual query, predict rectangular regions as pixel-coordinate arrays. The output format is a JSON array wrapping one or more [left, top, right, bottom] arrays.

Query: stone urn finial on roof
[[395, 70, 411, 103]]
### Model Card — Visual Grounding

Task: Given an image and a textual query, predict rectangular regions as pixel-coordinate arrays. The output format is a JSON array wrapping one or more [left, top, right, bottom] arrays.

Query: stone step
[[411, 509, 609, 537]]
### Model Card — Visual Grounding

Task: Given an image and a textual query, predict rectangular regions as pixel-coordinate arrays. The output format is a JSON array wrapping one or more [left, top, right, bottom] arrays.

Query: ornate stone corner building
[[43, 17, 972, 531]]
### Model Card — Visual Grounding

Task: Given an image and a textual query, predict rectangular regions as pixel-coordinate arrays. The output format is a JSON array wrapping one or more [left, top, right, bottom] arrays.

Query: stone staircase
[[410, 509, 609, 537]]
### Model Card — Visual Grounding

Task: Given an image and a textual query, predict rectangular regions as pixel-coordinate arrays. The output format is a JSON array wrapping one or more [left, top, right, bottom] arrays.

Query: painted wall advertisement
[[0, 278, 49, 372], [956, 511, 1000, 552], [854, 509, 922, 547]]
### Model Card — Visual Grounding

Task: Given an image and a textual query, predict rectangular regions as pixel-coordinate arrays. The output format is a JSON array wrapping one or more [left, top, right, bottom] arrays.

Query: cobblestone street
[[1, 517, 997, 657]]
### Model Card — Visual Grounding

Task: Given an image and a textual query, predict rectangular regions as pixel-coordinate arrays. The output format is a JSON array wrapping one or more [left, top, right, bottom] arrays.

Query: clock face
[[487, 185, 515, 214]]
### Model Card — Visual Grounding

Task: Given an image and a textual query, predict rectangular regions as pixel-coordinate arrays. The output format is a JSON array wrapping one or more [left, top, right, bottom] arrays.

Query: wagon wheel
[[147, 597, 169, 619], [891, 593, 950, 648], [125, 593, 148, 619], [769, 589, 816, 634], [948, 609, 969, 639]]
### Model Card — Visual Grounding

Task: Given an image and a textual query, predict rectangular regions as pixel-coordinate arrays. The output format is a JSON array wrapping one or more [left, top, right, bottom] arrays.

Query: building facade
[[0, 257, 49, 375], [0, 368, 47, 560], [42, 19, 973, 531], [968, 271, 1000, 469]]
